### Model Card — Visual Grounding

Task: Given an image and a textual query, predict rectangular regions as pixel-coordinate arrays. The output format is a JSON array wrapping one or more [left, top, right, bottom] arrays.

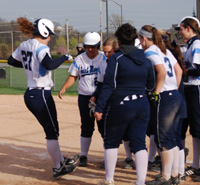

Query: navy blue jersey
[[96, 46, 155, 113]]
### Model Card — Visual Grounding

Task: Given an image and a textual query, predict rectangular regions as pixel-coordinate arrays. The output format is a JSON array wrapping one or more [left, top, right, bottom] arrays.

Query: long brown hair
[[141, 25, 166, 54], [181, 18, 200, 37], [164, 40, 187, 75], [17, 17, 35, 37]]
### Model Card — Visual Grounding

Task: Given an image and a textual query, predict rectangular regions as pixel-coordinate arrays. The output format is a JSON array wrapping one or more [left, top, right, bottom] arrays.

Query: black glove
[[148, 91, 159, 109]]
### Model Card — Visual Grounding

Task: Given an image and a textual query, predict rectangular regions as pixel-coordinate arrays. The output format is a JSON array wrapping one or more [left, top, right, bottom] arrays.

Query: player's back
[[14, 39, 53, 88]]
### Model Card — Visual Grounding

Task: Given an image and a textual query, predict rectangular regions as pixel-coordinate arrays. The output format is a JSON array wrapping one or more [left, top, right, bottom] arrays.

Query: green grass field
[[0, 65, 78, 95]]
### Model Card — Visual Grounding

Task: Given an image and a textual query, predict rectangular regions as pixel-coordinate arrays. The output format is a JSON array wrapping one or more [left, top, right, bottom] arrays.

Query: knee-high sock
[[123, 141, 132, 159], [171, 146, 179, 177], [148, 135, 157, 162], [192, 137, 200, 169], [81, 136, 92, 156], [161, 149, 173, 180], [135, 150, 148, 185], [46, 139, 62, 169], [179, 149, 185, 175], [105, 148, 118, 182]]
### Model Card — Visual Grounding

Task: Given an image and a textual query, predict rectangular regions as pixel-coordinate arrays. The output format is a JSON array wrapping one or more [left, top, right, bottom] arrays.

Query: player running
[[7, 17, 79, 179]]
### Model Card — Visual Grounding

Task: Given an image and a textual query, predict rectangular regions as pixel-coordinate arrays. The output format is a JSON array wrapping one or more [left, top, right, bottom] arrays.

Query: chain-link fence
[[0, 61, 78, 94]]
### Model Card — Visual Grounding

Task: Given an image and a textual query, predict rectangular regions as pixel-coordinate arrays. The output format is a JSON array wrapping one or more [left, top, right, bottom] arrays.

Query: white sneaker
[[97, 179, 115, 185]]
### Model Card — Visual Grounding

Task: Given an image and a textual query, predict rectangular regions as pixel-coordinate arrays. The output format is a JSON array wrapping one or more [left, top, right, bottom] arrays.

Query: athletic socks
[[161, 149, 173, 180], [46, 139, 62, 169], [171, 146, 179, 177], [179, 149, 185, 176], [135, 149, 148, 185], [105, 148, 118, 182], [80, 136, 92, 156]]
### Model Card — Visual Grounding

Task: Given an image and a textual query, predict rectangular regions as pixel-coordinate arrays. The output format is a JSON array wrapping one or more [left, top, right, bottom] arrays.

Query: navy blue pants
[[103, 95, 150, 154], [155, 90, 182, 151], [183, 85, 200, 138], [78, 94, 104, 138], [24, 88, 59, 139]]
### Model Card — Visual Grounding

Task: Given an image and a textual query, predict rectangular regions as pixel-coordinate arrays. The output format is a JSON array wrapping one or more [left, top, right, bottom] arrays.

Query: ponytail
[[17, 17, 35, 37]]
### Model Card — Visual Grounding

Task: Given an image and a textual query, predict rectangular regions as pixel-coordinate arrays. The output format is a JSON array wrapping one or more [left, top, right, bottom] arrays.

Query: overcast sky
[[0, 0, 197, 32]]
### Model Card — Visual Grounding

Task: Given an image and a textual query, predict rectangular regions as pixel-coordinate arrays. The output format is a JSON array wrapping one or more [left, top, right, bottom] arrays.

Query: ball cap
[[175, 16, 200, 30]]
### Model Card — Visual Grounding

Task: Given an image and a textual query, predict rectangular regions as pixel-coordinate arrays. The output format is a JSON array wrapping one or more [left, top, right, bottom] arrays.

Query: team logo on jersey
[[80, 65, 98, 77]]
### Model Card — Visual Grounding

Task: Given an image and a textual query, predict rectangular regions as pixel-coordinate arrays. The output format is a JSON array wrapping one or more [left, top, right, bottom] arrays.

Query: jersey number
[[21, 50, 33, 71], [164, 57, 173, 77]]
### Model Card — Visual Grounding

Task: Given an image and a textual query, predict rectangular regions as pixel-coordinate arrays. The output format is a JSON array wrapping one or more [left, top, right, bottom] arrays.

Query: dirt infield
[[0, 95, 198, 185]]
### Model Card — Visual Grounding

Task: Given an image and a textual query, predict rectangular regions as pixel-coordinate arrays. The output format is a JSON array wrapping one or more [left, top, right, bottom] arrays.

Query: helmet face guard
[[34, 18, 56, 39], [83, 32, 101, 49]]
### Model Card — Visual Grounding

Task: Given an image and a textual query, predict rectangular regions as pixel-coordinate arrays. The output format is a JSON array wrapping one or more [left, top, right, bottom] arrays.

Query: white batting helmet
[[33, 18, 56, 39], [83, 32, 101, 48]]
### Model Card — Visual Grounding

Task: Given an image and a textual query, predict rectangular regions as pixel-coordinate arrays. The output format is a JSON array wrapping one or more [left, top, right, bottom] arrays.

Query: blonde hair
[[141, 25, 166, 54], [17, 17, 35, 37], [103, 38, 118, 50]]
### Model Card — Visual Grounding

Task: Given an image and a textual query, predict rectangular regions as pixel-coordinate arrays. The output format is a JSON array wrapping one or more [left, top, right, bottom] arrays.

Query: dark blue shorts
[[103, 95, 150, 154], [155, 90, 182, 151], [24, 88, 59, 140]]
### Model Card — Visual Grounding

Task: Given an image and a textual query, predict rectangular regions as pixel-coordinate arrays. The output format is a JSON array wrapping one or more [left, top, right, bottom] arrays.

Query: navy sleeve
[[187, 64, 200, 76], [8, 55, 23, 68], [95, 55, 118, 113], [41, 53, 68, 70], [93, 82, 103, 100]]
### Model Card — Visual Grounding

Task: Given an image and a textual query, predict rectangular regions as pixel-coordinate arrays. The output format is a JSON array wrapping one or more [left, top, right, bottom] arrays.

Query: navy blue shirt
[[96, 45, 155, 113]]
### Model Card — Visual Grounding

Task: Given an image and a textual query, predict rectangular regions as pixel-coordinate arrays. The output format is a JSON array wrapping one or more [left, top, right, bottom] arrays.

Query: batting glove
[[65, 54, 73, 61], [148, 91, 159, 109], [88, 100, 96, 117]]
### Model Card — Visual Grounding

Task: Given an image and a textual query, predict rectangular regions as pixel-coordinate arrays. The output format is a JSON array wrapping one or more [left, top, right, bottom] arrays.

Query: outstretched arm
[[59, 75, 77, 99]]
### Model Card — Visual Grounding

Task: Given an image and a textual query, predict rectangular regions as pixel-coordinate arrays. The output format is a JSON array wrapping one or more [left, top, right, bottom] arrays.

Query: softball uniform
[[95, 46, 155, 153], [145, 45, 182, 151], [9, 39, 68, 139], [182, 36, 200, 138], [68, 51, 106, 137]]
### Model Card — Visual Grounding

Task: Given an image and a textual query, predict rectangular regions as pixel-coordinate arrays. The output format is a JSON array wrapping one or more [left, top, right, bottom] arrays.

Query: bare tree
[[108, 14, 133, 32]]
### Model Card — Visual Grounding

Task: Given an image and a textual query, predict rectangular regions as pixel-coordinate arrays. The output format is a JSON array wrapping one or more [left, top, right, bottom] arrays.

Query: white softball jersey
[[97, 59, 107, 83], [12, 39, 53, 89], [68, 51, 106, 95], [145, 45, 178, 93], [182, 39, 200, 85]]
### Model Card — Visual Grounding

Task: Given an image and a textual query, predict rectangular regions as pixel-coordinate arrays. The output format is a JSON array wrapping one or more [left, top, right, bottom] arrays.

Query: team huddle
[[7, 15, 200, 185]]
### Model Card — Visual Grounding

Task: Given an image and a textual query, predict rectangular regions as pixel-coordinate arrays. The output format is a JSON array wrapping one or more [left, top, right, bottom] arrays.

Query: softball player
[[176, 16, 200, 182], [8, 17, 78, 179], [139, 25, 183, 185], [59, 32, 106, 167], [95, 23, 155, 185], [91, 38, 134, 169], [163, 38, 188, 181]]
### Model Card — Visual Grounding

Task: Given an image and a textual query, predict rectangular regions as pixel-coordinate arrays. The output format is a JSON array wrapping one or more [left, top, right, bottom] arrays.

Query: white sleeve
[[36, 46, 50, 63], [97, 61, 107, 82], [68, 60, 79, 76], [12, 47, 22, 61], [192, 41, 200, 65]]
